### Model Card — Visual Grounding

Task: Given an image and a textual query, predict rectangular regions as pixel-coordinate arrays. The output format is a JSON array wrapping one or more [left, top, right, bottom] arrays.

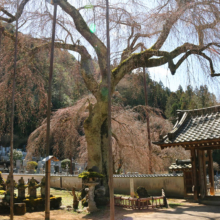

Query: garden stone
[[136, 186, 150, 198], [23, 159, 27, 167], [16, 160, 21, 169], [17, 177, 26, 199], [5, 174, 16, 201], [28, 177, 37, 198]]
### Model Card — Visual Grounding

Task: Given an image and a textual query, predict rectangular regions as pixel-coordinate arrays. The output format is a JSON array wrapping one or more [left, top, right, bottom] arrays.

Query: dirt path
[[1, 200, 220, 220]]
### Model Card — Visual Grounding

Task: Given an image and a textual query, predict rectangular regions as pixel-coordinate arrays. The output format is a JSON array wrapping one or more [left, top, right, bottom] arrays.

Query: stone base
[[87, 201, 99, 212], [95, 196, 110, 207], [14, 203, 26, 215]]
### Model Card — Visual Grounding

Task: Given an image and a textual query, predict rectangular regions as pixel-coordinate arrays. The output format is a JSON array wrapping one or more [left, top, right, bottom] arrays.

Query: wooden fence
[[114, 195, 165, 209]]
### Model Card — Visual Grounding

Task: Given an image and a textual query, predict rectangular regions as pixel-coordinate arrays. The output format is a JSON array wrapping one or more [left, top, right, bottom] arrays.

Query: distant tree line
[[115, 70, 217, 122]]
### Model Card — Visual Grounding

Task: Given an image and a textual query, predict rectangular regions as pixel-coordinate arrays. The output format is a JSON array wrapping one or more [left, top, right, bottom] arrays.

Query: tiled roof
[[113, 174, 183, 178], [169, 163, 192, 171], [153, 106, 220, 146]]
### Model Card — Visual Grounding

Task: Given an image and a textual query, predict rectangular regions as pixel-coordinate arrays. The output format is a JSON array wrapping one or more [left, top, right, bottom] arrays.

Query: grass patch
[[169, 203, 183, 209]]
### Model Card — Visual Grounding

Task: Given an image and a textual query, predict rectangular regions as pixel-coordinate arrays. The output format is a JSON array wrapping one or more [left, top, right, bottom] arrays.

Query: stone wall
[[2, 173, 184, 198]]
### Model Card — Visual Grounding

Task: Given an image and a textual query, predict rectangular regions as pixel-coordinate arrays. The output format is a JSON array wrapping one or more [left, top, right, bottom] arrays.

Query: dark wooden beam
[[191, 149, 198, 201], [208, 150, 215, 196], [183, 171, 187, 197], [198, 150, 206, 199], [202, 151, 207, 197], [160, 138, 220, 149], [185, 145, 220, 150]]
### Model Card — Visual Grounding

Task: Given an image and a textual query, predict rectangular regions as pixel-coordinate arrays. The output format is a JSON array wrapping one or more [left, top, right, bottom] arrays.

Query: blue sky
[[12, 0, 220, 102]]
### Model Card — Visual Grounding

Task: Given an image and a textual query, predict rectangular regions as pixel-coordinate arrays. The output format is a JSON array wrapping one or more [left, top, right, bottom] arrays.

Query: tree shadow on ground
[[82, 204, 220, 220]]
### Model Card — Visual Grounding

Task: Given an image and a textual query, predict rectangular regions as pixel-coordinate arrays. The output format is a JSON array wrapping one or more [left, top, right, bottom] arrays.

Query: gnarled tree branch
[[58, 0, 107, 75]]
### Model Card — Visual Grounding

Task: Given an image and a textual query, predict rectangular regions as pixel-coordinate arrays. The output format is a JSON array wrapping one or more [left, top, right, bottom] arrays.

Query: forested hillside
[[115, 70, 217, 121], [0, 23, 88, 148]]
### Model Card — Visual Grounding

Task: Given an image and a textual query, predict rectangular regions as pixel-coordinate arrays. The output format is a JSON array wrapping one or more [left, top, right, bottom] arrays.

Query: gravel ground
[[0, 198, 220, 220]]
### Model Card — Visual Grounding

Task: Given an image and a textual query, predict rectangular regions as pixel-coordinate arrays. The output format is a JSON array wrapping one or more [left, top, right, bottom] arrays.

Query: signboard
[[42, 155, 59, 162]]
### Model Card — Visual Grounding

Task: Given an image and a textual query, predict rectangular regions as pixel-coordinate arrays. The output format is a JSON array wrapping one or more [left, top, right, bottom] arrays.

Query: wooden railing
[[114, 196, 165, 209]]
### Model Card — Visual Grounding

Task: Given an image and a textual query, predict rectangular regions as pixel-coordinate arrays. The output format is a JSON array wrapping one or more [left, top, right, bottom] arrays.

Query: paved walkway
[[0, 201, 220, 220]]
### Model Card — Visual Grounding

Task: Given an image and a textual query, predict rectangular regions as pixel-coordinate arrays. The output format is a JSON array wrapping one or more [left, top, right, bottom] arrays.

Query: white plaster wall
[[114, 176, 184, 198], [2, 174, 184, 198]]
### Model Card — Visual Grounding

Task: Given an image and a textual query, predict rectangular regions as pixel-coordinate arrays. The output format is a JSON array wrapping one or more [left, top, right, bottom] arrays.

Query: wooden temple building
[[154, 106, 220, 200]]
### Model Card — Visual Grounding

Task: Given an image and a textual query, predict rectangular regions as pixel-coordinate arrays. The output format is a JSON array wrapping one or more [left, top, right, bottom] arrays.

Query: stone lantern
[[28, 177, 38, 198], [17, 177, 27, 199]]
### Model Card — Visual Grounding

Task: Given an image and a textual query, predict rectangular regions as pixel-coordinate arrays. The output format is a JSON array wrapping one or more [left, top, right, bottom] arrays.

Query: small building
[[154, 106, 220, 200], [169, 159, 192, 196]]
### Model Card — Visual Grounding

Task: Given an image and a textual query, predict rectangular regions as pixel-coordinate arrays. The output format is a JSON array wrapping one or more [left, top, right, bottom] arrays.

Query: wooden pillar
[[198, 150, 206, 199], [208, 150, 215, 196], [191, 149, 198, 201], [130, 178, 135, 198], [183, 171, 187, 197], [45, 159, 51, 220], [202, 151, 207, 197]]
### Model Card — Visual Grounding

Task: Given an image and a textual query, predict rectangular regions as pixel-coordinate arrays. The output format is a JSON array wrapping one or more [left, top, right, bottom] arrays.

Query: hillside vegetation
[[1, 28, 218, 172]]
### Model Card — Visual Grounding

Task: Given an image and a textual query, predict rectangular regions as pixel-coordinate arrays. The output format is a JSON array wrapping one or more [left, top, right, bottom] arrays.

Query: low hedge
[[23, 196, 62, 211], [0, 196, 62, 213]]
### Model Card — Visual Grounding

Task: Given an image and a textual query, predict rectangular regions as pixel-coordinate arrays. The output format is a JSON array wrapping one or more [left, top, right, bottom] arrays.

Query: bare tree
[[1, 0, 220, 192], [27, 94, 187, 174]]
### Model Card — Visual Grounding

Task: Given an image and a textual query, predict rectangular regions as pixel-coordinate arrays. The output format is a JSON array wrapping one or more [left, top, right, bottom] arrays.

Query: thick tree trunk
[[100, 119, 110, 194], [84, 119, 102, 172], [83, 100, 110, 195], [83, 101, 105, 168]]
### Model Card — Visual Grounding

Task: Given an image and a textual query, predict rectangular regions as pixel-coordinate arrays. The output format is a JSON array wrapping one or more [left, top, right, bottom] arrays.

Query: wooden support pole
[[10, 1, 19, 218], [141, 46, 152, 174], [45, 3, 57, 220], [130, 178, 135, 198], [202, 151, 207, 197], [183, 172, 187, 197], [191, 149, 198, 201], [45, 159, 51, 219], [208, 150, 215, 196], [198, 150, 206, 199], [106, 0, 115, 219]]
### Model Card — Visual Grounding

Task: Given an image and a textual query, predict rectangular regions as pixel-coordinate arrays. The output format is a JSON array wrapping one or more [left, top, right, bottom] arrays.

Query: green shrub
[[81, 198, 88, 207], [26, 161, 38, 170], [23, 196, 62, 211], [78, 171, 104, 180], [0, 190, 6, 195], [61, 159, 70, 169], [0, 171, 6, 184]]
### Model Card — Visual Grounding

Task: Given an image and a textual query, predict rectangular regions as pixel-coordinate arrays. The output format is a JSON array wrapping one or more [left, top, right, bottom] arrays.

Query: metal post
[[106, 1, 115, 219], [142, 47, 152, 174], [45, 3, 57, 220], [9, 1, 19, 219]]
